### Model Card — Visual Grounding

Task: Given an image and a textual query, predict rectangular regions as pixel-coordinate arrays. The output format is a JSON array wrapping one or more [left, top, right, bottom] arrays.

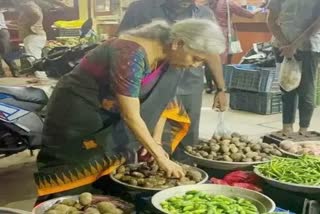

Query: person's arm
[[206, 54, 228, 111], [153, 116, 167, 144], [267, 0, 289, 46], [292, 17, 320, 48]]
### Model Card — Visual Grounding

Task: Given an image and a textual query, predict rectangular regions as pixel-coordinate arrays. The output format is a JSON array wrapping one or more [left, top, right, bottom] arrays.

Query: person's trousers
[[172, 93, 202, 163], [0, 29, 18, 76], [275, 49, 319, 128], [24, 34, 46, 60]]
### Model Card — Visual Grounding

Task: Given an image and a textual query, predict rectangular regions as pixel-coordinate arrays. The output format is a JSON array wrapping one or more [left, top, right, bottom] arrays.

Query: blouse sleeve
[[112, 49, 147, 98], [230, 0, 254, 18]]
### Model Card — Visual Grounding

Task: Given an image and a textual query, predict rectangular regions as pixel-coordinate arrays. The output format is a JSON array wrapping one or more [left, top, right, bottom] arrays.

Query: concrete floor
[[0, 91, 319, 212]]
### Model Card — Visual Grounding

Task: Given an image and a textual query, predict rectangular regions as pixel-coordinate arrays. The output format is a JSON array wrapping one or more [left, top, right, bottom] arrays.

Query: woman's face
[[167, 41, 207, 68]]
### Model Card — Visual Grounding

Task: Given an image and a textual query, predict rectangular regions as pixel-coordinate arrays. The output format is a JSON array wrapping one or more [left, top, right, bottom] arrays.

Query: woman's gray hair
[[122, 18, 226, 54]]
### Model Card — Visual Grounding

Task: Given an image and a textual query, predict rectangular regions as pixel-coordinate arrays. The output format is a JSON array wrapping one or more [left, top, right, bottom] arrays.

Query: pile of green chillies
[[160, 190, 258, 214], [256, 156, 320, 185]]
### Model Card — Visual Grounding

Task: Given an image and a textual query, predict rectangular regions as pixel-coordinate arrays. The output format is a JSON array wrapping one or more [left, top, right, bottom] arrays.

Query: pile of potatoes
[[113, 162, 203, 189], [185, 133, 283, 162], [44, 193, 124, 214]]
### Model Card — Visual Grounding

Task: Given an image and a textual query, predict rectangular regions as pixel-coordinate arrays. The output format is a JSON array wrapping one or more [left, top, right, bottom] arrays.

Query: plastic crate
[[224, 64, 278, 93], [53, 28, 80, 37], [230, 89, 282, 115]]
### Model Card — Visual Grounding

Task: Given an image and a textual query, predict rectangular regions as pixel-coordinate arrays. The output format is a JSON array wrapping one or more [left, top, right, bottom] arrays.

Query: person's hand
[[213, 91, 228, 112], [138, 144, 169, 162], [280, 44, 297, 59], [156, 157, 185, 178]]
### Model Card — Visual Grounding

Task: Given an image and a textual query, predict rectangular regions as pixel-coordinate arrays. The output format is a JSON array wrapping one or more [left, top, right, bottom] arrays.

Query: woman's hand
[[156, 157, 185, 178], [280, 44, 297, 59], [213, 91, 228, 112]]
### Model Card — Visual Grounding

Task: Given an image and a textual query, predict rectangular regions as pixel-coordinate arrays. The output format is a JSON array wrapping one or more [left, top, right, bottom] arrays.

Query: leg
[[274, 47, 297, 134], [24, 35, 46, 60], [173, 93, 202, 163], [297, 51, 319, 132]]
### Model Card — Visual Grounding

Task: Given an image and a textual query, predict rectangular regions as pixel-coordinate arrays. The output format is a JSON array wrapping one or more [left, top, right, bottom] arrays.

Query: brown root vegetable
[[73, 203, 83, 210], [79, 192, 93, 206], [199, 151, 209, 157], [231, 132, 241, 138], [240, 135, 249, 142], [244, 147, 252, 153], [45, 210, 59, 214], [222, 139, 231, 144], [52, 204, 71, 212]]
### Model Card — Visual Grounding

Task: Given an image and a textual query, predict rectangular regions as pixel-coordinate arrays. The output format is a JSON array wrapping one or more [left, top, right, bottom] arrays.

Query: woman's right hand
[[156, 157, 185, 178]]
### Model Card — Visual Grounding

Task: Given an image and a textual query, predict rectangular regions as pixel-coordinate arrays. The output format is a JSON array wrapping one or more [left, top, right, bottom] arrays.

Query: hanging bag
[[226, 0, 243, 54]]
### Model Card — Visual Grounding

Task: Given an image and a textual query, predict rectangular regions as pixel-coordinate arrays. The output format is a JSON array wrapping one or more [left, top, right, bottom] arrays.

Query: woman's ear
[[171, 39, 185, 50]]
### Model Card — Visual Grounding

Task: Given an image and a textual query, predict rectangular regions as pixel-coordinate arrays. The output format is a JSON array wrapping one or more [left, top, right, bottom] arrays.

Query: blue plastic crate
[[224, 64, 278, 93], [230, 89, 282, 115]]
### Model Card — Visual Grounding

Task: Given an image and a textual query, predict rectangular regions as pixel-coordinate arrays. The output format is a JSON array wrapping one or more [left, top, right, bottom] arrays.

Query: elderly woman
[[34, 19, 225, 200]]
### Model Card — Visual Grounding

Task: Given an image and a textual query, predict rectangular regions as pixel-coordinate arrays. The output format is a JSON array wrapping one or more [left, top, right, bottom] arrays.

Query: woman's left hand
[[213, 91, 228, 112]]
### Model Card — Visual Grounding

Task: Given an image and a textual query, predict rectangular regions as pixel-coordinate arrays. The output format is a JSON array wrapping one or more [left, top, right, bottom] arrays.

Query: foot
[[205, 88, 214, 94], [281, 124, 294, 136], [299, 127, 308, 136]]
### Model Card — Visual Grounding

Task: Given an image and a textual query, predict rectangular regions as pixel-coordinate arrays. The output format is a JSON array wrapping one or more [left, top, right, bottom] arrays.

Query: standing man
[[268, 0, 320, 135], [118, 0, 228, 161], [0, 10, 18, 77], [14, 0, 47, 60]]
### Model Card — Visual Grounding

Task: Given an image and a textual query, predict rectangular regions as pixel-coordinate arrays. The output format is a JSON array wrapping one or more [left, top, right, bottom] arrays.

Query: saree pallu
[[35, 65, 190, 196]]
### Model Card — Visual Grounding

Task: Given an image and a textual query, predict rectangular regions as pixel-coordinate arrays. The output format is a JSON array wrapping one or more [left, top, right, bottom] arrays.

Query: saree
[[34, 48, 190, 196]]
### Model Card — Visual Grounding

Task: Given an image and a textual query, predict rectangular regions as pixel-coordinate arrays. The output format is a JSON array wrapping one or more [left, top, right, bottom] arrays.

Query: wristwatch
[[216, 87, 227, 93]]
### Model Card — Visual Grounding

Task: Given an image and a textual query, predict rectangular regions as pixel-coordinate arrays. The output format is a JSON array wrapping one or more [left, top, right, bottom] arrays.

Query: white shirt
[[0, 12, 7, 30]]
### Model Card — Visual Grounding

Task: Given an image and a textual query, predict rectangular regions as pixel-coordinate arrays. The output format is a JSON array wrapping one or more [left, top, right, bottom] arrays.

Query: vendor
[[34, 19, 225, 202]]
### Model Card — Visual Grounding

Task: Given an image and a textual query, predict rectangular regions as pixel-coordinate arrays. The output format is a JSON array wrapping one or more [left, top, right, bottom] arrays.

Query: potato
[[84, 207, 100, 214], [223, 155, 233, 162], [230, 147, 239, 154], [244, 147, 252, 153], [221, 145, 230, 153], [250, 144, 262, 151], [199, 151, 209, 157], [262, 157, 270, 161], [106, 208, 124, 214], [212, 135, 222, 141], [113, 173, 124, 180], [79, 192, 93, 206], [97, 202, 117, 213], [117, 166, 126, 174], [222, 139, 231, 144], [52, 204, 71, 212], [69, 211, 83, 214], [60, 199, 77, 207], [271, 150, 282, 156], [73, 203, 83, 210], [242, 158, 253, 162], [209, 139, 217, 144], [121, 176, 132, 182], [262, 148, 271, 154], [210, 151, 217, 156], [253, 156, 262, 161], [246, 152, 259, 159], [240, 135, 249, 142], [185, 146, 193, 153], [211, 145, 220, 152], [231, 153, 242, 162], [132, 172, 145, 178]]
